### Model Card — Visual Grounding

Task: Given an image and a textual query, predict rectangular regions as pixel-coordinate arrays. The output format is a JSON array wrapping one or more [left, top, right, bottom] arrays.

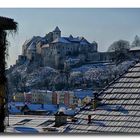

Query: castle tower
[[53, 26, 61, 40]]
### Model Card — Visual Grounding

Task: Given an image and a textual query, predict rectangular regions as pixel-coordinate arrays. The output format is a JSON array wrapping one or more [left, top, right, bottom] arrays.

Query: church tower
[[53, 26, 61, 40]]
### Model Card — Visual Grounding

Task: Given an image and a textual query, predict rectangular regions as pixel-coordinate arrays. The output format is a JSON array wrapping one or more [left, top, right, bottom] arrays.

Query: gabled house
[[8, 102, 25, 115], [21, 104, 58, 115], [74, 89, 93, 106]]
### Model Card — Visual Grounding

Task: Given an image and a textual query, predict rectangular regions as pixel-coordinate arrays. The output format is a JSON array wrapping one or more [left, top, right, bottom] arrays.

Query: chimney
[[88, 115, 91, 124], [55, 111, 67, 127], [92, 92, 99, 110]]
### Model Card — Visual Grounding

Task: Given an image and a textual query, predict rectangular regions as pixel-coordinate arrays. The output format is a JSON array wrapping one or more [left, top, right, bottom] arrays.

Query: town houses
[[10, 89, 93, 115]]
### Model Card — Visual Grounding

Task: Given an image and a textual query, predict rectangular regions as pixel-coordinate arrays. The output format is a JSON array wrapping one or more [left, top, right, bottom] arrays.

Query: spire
[[53, 26, 61, 32], [69, 34, 73, 39], [52, 26, 61, 40]]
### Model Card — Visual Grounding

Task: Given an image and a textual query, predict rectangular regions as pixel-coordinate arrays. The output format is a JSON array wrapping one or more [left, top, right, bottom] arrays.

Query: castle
[[19, 27, 112, 69]]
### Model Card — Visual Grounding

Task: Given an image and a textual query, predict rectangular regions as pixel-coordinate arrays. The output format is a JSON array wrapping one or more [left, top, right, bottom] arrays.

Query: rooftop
[[53, 26, 61, 32], [51, 37, 70, 44], [130, 46, 140, 51], [65, 61, 140, 134], [7, 61, 140, 134]]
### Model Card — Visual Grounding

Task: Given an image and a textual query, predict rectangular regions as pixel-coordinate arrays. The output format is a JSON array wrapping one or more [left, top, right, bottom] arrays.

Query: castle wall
[[87, 52, 114, 62], [41, 45, 56, 68], [36, 42, 42, 54], [41, 41, 102, 69]]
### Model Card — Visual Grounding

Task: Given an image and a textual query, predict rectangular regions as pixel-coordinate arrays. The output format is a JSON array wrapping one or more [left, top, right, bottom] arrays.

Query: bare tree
[[131, 35, 140, 47], [108, 40, 130, 64]]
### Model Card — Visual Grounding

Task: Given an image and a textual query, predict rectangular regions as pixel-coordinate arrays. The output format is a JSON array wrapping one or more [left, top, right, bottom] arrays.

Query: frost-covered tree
[[108, 40, 130, 52], [131, 35, 140, 47], [69, 71, 84, 88], [108, 40, 130, 64]]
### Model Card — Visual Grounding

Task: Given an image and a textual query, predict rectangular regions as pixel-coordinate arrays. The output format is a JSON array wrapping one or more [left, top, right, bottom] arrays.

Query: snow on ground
[[72, 63, 110, 73]]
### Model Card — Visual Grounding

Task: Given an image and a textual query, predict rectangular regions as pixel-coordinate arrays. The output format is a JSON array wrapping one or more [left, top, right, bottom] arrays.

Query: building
[[24, 92, 32, 103], [13, 90, 53, 104], [77, 96, 92, 107], [41, 27, 98, 69], [21, 104, 57, 115], [129, 47, 140, 59], [13, 92, 32, 103], [8, 102, 58, 115], [9, 60, 140, 134], [31, 89, 53, 104], [64, 61, 140, 133], [52, 91, 75, 107], [74, 89, 93, 106], [8, 102, 25, 115], [21, 26, 112, 69], [13, 92, 25, 102]]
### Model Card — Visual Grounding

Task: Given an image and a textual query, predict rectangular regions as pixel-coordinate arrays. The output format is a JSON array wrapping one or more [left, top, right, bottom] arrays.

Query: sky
[[0, 8, 140, 67]]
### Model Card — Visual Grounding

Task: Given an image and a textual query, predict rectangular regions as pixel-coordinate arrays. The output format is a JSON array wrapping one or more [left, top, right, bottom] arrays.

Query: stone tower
[[53, 26, 61, 40]]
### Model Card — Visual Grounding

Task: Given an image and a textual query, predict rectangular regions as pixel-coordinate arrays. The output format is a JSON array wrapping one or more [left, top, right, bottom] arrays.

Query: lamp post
[[0, 16, 17, 132]]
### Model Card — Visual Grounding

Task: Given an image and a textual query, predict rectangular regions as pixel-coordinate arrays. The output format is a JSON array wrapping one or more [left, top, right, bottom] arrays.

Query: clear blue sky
[[0, 8, 140, 67]]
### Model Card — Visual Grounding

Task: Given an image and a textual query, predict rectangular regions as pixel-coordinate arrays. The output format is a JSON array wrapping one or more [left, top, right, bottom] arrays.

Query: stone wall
[[87, 52, 114, 62]]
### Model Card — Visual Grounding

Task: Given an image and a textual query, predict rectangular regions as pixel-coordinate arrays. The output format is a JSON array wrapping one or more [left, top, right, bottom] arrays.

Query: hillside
[[7, 48, 135, 101]]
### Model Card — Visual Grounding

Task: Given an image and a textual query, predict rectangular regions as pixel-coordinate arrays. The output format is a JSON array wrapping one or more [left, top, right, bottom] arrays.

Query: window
[[16, 119, 32, 125], [38, 120, 54, 127]]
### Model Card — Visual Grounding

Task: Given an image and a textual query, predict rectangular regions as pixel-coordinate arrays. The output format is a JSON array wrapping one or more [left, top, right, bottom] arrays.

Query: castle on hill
[[18, 26, 112, 69]]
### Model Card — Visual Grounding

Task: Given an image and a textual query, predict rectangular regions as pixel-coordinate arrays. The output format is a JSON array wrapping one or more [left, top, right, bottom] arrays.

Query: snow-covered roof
[[65, 62, 140, 134], [6, 115, 56, 133], [42, 44, 50, 48], [50, 36, 91, 45], [130, 46, 140, 51], [74, 90, 94, 99], [43, 105, 57, 112], [65, 109, 75, 116], [80, 39, 90, 45], [31, 89, 52, 93], [28, 42, 36, 50], [63, 36, 91, 45], [9, 106, 21, 114], [9, 102, 25, 107], [27, 104, 42, 111], [68, 37, 80, 42], [25, 104, 58, 112], [51, 37, 70, 44], [24, 36, 45, 51], [53, 26, 61, 32], [23, 38, 32, 47]]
